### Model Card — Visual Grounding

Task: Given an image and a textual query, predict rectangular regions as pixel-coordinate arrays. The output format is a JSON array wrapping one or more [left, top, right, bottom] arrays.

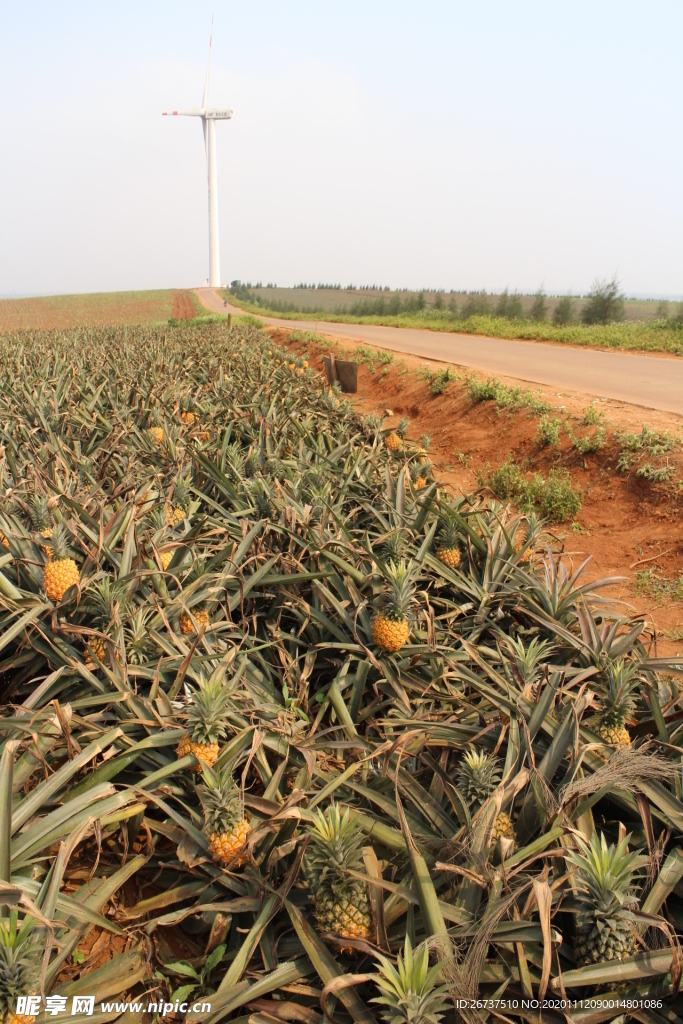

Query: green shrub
[[583, 404, 603, 425], [536, 415, 562, 447], [479, 457, 582, 522], [528, 468, 583, 520]]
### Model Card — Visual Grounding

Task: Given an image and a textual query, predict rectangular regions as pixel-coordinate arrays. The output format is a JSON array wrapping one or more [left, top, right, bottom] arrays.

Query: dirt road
[[195, 287, 682, 416]]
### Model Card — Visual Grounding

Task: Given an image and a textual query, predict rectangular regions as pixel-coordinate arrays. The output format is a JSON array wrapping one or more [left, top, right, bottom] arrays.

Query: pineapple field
[[2, 317, 683, 1024]]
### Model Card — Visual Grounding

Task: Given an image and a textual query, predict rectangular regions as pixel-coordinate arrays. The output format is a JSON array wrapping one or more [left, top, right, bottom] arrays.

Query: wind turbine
[[163, 18, 232, 288]]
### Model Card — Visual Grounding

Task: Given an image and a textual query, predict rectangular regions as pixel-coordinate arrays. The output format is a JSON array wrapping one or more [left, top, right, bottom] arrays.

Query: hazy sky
[[1, 2, 681, 298]]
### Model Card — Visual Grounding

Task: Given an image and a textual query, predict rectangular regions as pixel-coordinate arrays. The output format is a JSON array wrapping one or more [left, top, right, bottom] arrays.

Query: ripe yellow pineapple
[[42, 523, 79, 603], [372, 559, 416, 653], [387, 417, 409, 453], [160, 550, 174, 570], [305, 803, 372, 945], [179, 606, 210, 634], [176, 674, 231, 769], [199, 430, 210, 441], [199, 765, 250, 866], [150, 425, 164, 446], [435, 514, 462, 570], [458, 750, 515, 852], [491, 811, 515, 843]]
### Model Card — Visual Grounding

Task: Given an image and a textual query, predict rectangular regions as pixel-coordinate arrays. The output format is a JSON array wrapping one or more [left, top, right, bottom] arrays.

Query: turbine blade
[[202, 116, 207, 162], [202, 14, 213, 109]]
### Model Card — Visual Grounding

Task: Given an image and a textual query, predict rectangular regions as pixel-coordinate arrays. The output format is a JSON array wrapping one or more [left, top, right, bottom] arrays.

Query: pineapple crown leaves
[[396, 417, 409, 439], [366, 412, 386, 433], [172, 474, 193, 512], [197, 764, 243, 832], [456, 749, 502, 811], [187, 676, 231, 745], [84, 575, 129, 628], [566, 831, 642, 915], [505, 635, 554, 688], [29, 494, 52, 533], [598, 658, 641, 726], [0, 915, 41, 1015], [124, 608, 153, 665], [436, 514, 461, 551], [48, 520, 74, 562], [379, 558, 419, 622], [370, 936, 450, 1024], [304, 802, 366, 890]]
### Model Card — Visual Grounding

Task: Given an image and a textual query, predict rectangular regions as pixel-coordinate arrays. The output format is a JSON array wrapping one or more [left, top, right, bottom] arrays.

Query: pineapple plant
[[42, 522, 79, 603], [372, 559, 417, 653], [434, 516, 462, 570], [566, 831, 641, 964], [168, 476, 192, 525], [370, 936, 450, 1024], [124, 608, 153, 665], [457, 750, 514, 844], [198, 765, 250, 866], [304, 803, 372, 944], [384, 417, 408, 453], [0, 918, 40, 1024], [179, 396, 196, 425], [82, 576, 126, 663], [596, 659, 640, 748], [410, 461, 429, 491], [176, 675, 231, 768], [149, 425, 164, 446], [179, 561, 210, 634]]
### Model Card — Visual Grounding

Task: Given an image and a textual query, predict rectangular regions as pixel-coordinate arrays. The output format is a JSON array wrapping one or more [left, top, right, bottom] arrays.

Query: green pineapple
[[370, 936, 450, 1024], [567, 831, 641, 964], [597, 659, 640, 748], [198, 765, 250, 866], [457, 750, 514, 843], [0, 915, 40, 1024], [372, 559, 417, 653], [177, 675, 231, 768], [305, 803, 372, 944]]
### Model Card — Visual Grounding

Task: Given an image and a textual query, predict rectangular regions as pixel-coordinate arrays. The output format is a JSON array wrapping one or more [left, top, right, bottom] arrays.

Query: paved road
[[195, 288, 682, 416]]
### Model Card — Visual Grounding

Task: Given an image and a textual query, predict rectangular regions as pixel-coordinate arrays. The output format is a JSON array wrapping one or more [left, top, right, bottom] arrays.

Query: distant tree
[[495, 289, 523, 319], [674, 303, 683, 326], [581, 277, 625, 325], [448, 294, 459, 317], [496, 289, 510, 317], [434, 291, 444, 310], [530, 288, 547, 322], [656, 300, 669, 319], [553, 296, 574, 324], [461, 291, 490, 318]]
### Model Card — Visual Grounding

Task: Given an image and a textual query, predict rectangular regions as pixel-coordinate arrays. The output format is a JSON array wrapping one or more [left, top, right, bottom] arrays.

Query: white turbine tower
[[163, 18, 232, 288]]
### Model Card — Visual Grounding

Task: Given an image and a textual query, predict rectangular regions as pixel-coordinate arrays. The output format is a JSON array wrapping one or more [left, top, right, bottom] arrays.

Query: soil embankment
[[276, 327, 683, 654]]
